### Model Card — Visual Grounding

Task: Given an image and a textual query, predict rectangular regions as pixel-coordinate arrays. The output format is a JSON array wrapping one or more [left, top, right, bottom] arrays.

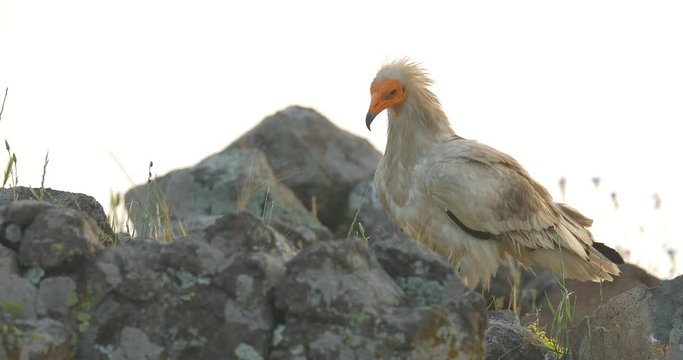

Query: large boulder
[[272, 238, 487, 359], [0, 200, 102, 275], [124, 147, 332, 241], [0, 315, 77, 359], [570, 274, 683, 360], [0, 243, 18, 276], [79, 211, 293, 359], [0, 201, 105, 357], [18, 205, 103, 273], [0, 195, 494, 359], [231, 106, 382, 230]]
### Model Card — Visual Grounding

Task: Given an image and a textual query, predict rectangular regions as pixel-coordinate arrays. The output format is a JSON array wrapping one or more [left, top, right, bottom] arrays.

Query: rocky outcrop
[[1, 314, 76, 359], [0, 198, 488, 359], [570, 275, 683, 360], [125, 107, 380, 241], [125, 146, 332, 243], [0, 200, 102, 359], [231, 106, 381, 231], [272, 237, 487, 359], [79, 212, 293, 359], [2, 106, 673, 359]]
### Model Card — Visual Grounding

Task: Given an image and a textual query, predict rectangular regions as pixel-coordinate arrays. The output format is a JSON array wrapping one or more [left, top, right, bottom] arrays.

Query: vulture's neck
[[384, 88, 456, 166]]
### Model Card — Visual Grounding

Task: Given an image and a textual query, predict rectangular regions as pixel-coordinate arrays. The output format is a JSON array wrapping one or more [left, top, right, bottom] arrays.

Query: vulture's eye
[[390, 89, 397, 96]]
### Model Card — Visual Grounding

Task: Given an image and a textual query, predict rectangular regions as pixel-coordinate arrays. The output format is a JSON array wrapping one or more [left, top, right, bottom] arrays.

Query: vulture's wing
[[424, 138, 589, 256]]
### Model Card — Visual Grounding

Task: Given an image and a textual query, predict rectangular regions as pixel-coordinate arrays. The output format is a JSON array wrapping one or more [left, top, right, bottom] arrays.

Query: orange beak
[[365, 79, 405, 131], [366, 91, 383, 130]]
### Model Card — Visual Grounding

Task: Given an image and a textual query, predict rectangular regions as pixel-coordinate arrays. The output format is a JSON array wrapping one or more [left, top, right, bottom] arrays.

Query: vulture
[[366, 58, 624, 288]]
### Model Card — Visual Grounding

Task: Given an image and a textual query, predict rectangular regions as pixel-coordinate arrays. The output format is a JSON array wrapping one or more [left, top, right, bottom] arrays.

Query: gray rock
[[37, 276, 77, 317], [486, 310, 555, 360], [370, 235, 455, 294], [274, 239, 404, 321], [570, 274, 683, 360], [124, 147, 331, 240], [372, 232, 489, 357], [0, 244, 17, 274], [0, 186, 115, 240], [0, 273, 37, 319], [231, 106, 381, 230], [0, 201, 102, 277], [269, 217, 323, 249], [109, 326, 164, 360], [204, 212, 297, 262], [0, 316, 77, 359], [18, 204, 102, 272], [0, 200, 51, 250], [272, 238, 487, 359], [78, 215, 289, 359]]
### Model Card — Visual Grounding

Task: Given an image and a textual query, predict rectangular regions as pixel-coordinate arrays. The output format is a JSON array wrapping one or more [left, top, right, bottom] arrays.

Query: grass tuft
[[121, 161, 181, 242], [347, 186, 370, 240]]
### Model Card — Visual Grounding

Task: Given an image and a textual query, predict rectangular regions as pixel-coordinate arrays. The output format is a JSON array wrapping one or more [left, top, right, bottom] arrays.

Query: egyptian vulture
[[366, 58, 623, 288]]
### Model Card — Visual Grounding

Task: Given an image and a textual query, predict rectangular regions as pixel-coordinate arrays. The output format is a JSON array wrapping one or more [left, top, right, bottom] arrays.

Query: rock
[[0, 187, 115, 240], [0, 202, 102, 356], [231, 106, 382, 230], [0, 316, 77, 359], [78, 212, 289, 359], [486, 310, 556, 360], [559, 263, 661, 322], [570, 274, 683, 360], [0, 201, 103, 274], [124, 147, 331, 240], [370, 233, 463, 307], [0, 201, 52, 250], [268, 217, 323, 249], [17, 203, 103, 272], [0, 273, 37, 320], [272, 238, 487, 359], [371, 232, 488, 357], [37, 276, 78, 317], [274, 239, 404, 321], [204, 212, 297, 262], [109, 326, 164, 360], [0, 244, 18, 274]]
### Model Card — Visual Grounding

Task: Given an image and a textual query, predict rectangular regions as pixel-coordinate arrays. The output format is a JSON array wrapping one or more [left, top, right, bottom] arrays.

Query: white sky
[[1, 0, 682, 277]]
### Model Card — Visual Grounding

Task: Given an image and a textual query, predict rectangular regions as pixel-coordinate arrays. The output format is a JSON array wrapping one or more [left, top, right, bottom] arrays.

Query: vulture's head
[[365, 58, 437, 131]]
